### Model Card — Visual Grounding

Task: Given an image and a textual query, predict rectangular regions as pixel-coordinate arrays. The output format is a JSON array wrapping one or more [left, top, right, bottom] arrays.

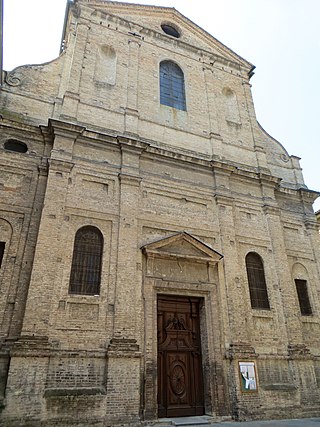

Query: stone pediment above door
[[142, 232, 223, 264]]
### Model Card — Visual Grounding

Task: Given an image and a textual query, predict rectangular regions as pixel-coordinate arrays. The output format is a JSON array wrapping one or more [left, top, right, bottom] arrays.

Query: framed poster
[[239, 361, 258, 392]]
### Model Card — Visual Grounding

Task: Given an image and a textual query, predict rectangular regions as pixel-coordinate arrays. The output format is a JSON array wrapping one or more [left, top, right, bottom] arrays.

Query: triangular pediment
[[142, 232, 223, 263], [86, 1, 253, 70]]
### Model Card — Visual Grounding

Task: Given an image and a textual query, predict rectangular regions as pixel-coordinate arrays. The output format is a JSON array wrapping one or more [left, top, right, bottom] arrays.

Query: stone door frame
[[141, 232, 228, 420]]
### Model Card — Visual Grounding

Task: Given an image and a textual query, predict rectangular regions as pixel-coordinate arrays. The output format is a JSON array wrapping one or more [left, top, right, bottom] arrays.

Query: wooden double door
[[157, 295, 204, 417]]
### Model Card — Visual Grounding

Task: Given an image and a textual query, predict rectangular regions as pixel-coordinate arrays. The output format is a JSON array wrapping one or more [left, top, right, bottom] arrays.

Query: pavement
[[209, 418, 320, 426], [149, 416, 320, 427]]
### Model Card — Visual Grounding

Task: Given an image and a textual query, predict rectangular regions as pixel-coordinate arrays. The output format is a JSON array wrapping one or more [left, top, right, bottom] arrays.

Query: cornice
[[213, 194, 234, 207], [48, 119, 85, 140], [117, 135, 149, 154], [0, 116, 43, 137], [298, 187, 320, 204], [304, 219, 319, 232], [263, 205, 281, 216], [92, 1, 252, 67], [118, 172, 142, 186], [48, 158, 74, 174], [41, 120, 294, 200], [86, 5, 251, 75]]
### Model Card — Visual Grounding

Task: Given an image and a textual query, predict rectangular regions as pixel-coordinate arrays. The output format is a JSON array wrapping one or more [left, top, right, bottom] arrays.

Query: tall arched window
[[295, 279, 312, 316], [245, 252, 270, 309], [69, 226, 103, 295], [0, 242, 5, 268], [160, 60, 186, 111]]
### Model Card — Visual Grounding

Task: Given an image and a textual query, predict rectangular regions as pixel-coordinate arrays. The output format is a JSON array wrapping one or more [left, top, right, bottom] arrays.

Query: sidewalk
[[210, 418, 320, 426], [150, 416, 320, 427]]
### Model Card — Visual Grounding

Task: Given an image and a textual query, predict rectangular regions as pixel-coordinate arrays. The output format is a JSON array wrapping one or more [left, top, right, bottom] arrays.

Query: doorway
[[157, 295, 205, 417]]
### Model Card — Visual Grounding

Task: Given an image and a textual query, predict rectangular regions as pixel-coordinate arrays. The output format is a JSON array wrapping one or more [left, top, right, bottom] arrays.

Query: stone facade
[[0, 1, 319, 426]]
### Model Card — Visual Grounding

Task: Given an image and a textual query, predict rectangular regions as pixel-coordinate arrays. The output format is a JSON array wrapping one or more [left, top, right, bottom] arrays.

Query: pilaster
[[112, 137, 148, 343], [21, 121, 85, 337], [202, 64, 222, 159], [263, 204, 303, 345], [60, 22, 90, 120], [124, 38, 142, 135], [214, 167, 249, 344]]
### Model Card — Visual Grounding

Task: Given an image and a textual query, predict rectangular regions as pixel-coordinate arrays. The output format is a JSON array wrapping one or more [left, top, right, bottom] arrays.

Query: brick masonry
[[0, 1, 319, 426]]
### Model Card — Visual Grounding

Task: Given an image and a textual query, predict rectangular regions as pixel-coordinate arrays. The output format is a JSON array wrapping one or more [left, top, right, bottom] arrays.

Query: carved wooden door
[[157, 295, 204, 417]]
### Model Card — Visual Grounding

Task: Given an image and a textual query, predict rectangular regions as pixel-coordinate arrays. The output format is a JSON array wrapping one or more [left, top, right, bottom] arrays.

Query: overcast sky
[[3, 0, 320, 211]]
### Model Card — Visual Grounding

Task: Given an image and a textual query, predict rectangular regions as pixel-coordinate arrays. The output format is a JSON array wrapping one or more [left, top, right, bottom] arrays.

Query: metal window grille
[[295, 279, 312, 316], [69, 226, 103, 295], [160, 61, 186, 111], [0, 241, 5, 268], [245, 252, 270, 309]]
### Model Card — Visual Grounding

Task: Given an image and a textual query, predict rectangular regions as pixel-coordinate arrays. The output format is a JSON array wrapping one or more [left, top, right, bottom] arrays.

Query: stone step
[[144, 415, 234, 427], [171, 416, 211, 425], [146, 416, 213, 426]]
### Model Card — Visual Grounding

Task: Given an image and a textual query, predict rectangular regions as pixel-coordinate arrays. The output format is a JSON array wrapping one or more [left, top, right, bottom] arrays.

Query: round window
[[4, 139, 28, 153], [161, 24, 180, 38]]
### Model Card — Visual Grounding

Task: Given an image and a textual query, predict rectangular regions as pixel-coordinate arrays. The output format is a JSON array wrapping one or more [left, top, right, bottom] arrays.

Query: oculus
[[161, 23, 180, 38], [4, 139, 28, 153]]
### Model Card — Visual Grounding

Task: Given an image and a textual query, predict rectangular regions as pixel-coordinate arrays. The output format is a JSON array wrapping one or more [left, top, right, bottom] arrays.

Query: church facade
[[0, 1, 320, 425]]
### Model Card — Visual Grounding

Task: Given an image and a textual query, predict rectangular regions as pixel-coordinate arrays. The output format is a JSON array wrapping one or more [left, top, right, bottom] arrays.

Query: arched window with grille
[[69, 226, 103, 295], [245, 252, 270, 309], [160, 60, 186, 111]]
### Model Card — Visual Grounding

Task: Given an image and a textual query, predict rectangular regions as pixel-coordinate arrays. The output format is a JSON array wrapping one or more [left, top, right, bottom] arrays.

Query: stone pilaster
[[202, 64, 222, 159], [242, 79, 269, 171], [107, 138, 144, 422], [113, 137, 147, 342], [6, 159, 49, 339], [106, 338, 141, 424], [125, 38, 141, 136], [263, 205, 303, 345], [214, 165, 249, 345], [21, 120, 85, 337], [60, 21, 90, 120]]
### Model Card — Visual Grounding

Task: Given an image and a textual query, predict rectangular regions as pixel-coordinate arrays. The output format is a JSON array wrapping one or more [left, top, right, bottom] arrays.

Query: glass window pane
[[69, 226, 103, 295], [160, 61, 186, 111]]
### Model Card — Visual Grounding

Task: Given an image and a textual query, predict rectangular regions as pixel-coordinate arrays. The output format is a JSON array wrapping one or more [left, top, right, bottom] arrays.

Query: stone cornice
[[225, 342, 257, 360], [263, 205, 281, 216], [0, 116, 43, 138], [118, 172, 142, 186], [42, 120, 308, 203], [87, 5, 251, 75], [258, 173, 281, 190], [117, 135, 149, 154], [304, 219, 319, 231], [298, 187, 320, 204], [142, 231, 223, 264], [38, 163, 49, 177], [213, 194, 234, 207], [48, 158, 74, 174], [48, 118, 86, 140], [287, 343, 312, 360]]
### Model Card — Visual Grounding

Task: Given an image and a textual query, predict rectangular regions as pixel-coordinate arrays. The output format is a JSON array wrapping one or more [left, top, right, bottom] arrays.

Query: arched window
[[0, 242, 5, 268], [69, 226, 103, 295], [160, 60, 186, 111], [295, 279, 312, 316], [245, 252, 270, 309]]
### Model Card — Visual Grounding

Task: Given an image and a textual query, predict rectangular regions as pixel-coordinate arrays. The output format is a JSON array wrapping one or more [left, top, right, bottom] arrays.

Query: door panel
[[157, 295, 204, 417]]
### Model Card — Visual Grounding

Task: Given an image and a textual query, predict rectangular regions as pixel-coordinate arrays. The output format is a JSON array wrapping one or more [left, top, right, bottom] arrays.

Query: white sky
[[3, 0, 320, 211]]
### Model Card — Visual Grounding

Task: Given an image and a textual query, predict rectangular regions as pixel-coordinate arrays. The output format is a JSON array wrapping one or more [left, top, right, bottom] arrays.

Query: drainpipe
[[60, 0, 73, 54], [0, 0, 3, 86]]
